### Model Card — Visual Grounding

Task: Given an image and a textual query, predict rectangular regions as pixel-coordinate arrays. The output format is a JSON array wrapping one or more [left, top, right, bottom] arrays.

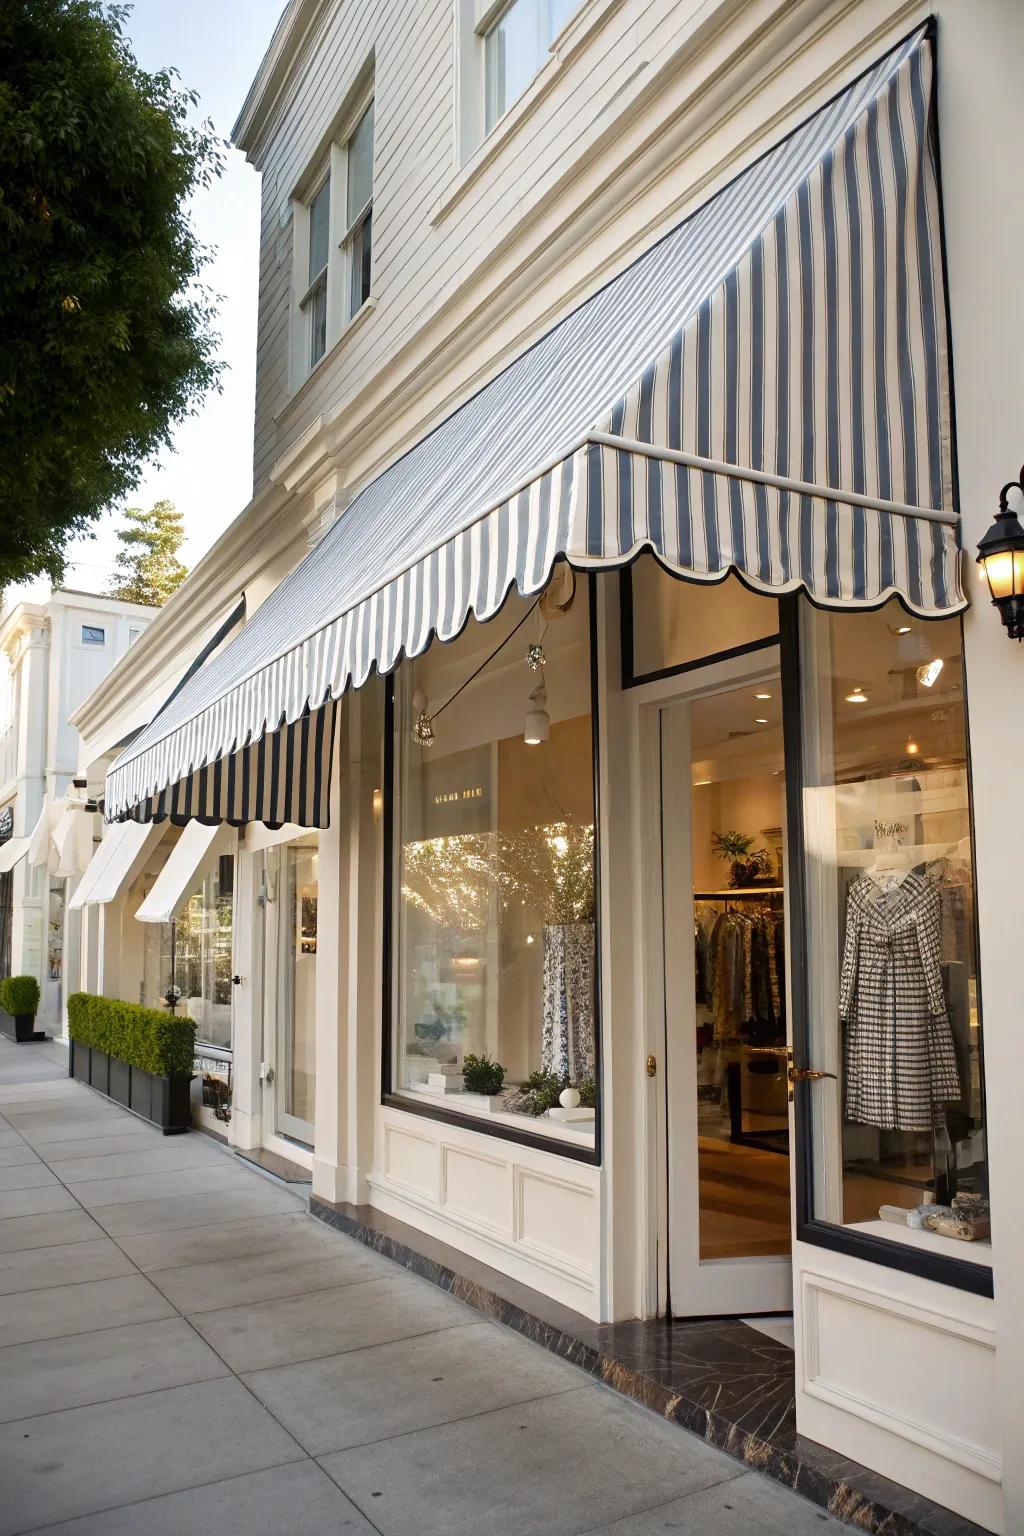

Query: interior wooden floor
[[697, 1137, 791, 1259]]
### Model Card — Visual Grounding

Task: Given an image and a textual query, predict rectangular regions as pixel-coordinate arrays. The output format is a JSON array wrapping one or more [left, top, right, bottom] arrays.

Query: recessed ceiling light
[[845, 687, 868, 704], [754, 692, 772, 700], [896, 625, 912, 635], [754, 717, 768, 725]]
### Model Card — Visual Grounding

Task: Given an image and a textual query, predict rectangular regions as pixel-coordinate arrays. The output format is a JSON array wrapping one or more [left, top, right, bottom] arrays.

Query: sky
[[11, 0, 287, 605]]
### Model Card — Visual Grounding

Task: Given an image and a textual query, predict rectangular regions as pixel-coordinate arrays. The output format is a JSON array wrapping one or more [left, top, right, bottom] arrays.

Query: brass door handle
[[788, 1066, 837, 1083]]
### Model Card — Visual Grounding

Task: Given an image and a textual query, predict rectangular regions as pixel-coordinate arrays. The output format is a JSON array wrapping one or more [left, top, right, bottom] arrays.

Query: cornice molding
[[233, 0, 331, 160]]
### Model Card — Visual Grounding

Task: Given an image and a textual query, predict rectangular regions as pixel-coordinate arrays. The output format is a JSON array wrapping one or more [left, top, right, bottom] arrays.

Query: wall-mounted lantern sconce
[[977, 466, 1024, 640]]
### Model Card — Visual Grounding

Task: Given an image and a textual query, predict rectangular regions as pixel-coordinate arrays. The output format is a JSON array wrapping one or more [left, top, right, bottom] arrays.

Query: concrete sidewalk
[[0, 1036, 843, 1535]]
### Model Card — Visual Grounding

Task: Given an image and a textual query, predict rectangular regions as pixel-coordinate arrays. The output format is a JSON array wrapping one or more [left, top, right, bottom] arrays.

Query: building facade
[[67, 2, 1023, 1531], [0, 590, 156, 1026]]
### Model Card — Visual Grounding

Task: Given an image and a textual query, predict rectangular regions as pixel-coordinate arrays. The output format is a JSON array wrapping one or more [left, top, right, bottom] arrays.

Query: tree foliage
[[108, 497, 187, 605], [0, 1, 223, 587]]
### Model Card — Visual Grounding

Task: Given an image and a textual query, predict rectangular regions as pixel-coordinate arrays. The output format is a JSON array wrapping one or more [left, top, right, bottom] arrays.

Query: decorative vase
[[541, 922, 595, 1080]]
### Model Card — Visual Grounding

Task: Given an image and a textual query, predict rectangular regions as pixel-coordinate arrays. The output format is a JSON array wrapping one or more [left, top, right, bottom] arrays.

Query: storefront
[[86, 17, 1016, 1529]]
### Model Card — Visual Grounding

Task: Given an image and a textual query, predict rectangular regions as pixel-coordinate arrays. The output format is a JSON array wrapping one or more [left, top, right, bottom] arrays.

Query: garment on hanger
[[840, 870, 961, 1132]]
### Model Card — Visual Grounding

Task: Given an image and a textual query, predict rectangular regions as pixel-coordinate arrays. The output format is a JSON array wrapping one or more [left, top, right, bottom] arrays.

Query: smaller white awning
[[27, 797, 62, 872], [68, 822, 163, 911], [53, 794, 94, 877], [136, 821, 235, 925], [0, 838, 30, 875]]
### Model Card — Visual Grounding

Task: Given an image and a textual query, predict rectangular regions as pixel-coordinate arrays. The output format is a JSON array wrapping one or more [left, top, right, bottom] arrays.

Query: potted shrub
[[0, 976, 44, 1043], [67, 992, 196, 1134], [460, 1052, 506, 1110]]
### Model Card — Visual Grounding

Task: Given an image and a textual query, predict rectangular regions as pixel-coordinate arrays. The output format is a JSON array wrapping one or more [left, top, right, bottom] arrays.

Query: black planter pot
[[0, 1008, 46, 1044], [69, 1041, 192, 1134]]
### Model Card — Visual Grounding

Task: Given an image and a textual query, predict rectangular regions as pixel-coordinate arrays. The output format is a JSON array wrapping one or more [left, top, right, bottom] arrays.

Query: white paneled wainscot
[[371, 1106, 602, 1317], [797, 1259, 1000, 1532]]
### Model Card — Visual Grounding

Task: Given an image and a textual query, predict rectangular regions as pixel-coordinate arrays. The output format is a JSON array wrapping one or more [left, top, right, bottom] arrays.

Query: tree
[[0, 1, 222, 587], [107, 499, 187, 605]]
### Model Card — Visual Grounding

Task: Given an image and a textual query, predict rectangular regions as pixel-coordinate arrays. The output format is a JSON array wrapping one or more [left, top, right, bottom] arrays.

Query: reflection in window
[[392, 577, 597, 1144], [484, 0, 577, 133], [143, 856, 234, 1052], [276, 841, 318, 1134], [629, 557, 779, 681], [800, 603, 989, 1249]]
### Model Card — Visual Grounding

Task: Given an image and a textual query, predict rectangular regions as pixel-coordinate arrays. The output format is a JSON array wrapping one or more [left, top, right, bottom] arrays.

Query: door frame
[[253, 840, 316, 1164], [630, 643, 794, 1318]]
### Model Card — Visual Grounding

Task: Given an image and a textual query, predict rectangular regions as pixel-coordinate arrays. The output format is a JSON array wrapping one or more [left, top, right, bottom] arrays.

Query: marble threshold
[[309, 1196, 990, 1536]]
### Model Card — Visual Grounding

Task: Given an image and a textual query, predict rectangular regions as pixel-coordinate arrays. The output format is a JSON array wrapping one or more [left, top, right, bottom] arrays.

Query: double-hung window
[[301, 175, 331, 372], [341, 101, 374, 320], [482, 0, 576, 133], [294, 90, 375, 385]]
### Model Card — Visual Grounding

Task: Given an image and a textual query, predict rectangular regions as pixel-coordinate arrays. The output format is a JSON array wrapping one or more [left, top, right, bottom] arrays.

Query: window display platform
[[309, 1195, 989, 1536]]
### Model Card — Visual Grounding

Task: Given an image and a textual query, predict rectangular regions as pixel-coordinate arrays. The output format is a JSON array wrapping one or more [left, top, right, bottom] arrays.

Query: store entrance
[[260, 838, 319, 1148], [660, 670, 793, 1317]]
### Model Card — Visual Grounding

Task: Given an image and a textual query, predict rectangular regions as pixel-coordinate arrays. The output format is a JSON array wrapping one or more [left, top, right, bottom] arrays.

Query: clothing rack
[[693, 886, 784, 905]]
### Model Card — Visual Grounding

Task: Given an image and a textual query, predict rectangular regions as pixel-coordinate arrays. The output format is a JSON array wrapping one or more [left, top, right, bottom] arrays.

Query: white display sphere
[[559, 1087, 581, 1110]]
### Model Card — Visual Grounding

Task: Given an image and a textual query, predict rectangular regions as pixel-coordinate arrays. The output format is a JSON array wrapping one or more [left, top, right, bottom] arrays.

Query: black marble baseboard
[[309, 1196, 991, 1536]]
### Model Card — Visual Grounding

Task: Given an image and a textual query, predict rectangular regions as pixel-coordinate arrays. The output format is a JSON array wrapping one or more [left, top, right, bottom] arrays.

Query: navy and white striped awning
[[107, 25, 961, 826]]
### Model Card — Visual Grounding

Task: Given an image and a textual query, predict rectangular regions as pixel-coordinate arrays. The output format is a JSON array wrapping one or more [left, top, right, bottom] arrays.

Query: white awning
[[67, 821, 163, 911], [107, 27, 959, 827], [27, 796, 62, 872], [53, 793, 95, 876], [0, 838, 30, 875], [135, 821, 235, 925]]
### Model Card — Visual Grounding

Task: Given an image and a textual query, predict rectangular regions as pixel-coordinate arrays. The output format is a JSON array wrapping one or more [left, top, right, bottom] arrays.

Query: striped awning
[[107, 25, 960, 825]]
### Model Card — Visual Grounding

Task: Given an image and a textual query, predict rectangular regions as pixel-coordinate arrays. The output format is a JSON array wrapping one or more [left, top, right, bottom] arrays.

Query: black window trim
[[381, 567, 603, 1168], [619, 564, 780, 689], [781, 595, 993, 1301]]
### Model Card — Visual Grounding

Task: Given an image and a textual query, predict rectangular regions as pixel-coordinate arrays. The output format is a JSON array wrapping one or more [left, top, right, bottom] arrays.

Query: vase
[[541, 922, 595, 1080]]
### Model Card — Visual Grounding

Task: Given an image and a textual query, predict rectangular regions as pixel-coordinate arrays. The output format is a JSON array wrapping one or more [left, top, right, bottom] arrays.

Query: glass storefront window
[[799, 602, 989, 1251], [627, 557, 779, 682], [141, 855, 235, 1053], [390, 576, 598, 1148]]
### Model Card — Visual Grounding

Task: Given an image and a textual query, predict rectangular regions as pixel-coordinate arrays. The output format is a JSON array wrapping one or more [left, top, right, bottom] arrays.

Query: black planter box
[[69, 1041, 192, 1134], [0, 1008, 46, 1044]]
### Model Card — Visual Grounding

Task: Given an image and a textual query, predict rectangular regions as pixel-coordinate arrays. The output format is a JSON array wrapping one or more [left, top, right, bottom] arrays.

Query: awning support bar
[[588, 433, 958, 526]]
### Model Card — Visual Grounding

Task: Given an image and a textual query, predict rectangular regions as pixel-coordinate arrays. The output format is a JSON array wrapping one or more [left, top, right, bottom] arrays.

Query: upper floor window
[[302, 175, 331, 370], [343, 102, 374, 319], [128, 627, 142, 647], [81, 625, 105, 646], [293, 88, 375, 386], [482, 0, 576, 133]]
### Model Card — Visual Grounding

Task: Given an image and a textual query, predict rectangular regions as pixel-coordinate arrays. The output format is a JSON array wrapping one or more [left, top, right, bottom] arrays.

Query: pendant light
[[524, 681, 550, 745]]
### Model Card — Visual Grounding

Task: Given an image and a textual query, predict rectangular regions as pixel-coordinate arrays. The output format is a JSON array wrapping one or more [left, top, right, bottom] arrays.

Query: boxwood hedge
[[0, 975, 41, 1017], [68, 993, 196, 1077]]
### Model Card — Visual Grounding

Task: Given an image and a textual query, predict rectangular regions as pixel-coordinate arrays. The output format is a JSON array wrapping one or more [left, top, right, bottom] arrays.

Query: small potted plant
[[711, 830, 774, 889], [460, 1052, 506, 1110], [0, 975, 44, 1043]]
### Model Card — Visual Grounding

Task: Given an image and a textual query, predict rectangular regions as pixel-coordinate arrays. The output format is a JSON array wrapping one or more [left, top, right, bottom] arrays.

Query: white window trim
[[289, 79, 375, 395], [449, 0, 625, 207]]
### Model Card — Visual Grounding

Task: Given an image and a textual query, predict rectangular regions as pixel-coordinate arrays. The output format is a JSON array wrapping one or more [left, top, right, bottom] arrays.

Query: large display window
[[386, 573, 599, 1154], [796, 602, 989, 1268]]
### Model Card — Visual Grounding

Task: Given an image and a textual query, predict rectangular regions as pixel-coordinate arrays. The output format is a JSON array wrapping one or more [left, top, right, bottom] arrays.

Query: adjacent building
[[66, 3, 1023, 1531], [0, 589, 156, 1026]]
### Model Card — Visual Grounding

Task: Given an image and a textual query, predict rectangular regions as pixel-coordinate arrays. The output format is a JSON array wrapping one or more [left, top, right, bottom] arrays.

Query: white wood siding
[[247, 0, 772, 491]]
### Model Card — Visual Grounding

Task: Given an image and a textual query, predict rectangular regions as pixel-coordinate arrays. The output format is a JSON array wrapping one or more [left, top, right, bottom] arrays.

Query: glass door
[[262, 840, 318, 1146], [661, 672, 793, 1316]]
